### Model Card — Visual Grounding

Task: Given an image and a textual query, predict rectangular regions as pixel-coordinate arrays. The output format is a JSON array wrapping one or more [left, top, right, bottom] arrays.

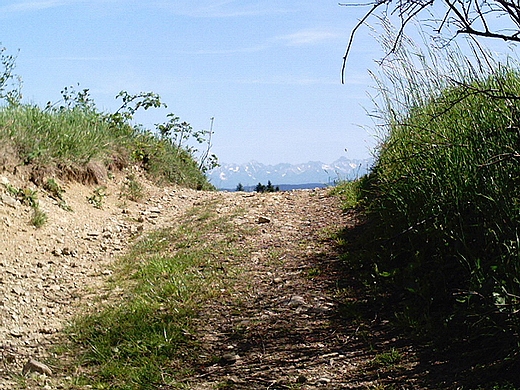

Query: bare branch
[[341, 0, 387, 84], [341, 0, 520, 81]]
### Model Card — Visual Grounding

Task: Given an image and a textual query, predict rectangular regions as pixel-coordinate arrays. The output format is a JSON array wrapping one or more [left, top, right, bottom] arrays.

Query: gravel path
[[0, 170, 428, 389], [0, 172, 215, 388]]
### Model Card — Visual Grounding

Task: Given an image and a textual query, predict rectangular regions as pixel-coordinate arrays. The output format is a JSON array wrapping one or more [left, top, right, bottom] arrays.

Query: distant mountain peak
[[207, 157, 372, 189]]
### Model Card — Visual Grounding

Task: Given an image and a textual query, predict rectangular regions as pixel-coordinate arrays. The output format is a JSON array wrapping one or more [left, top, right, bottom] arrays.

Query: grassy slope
[[332, 63, 520, 387], [0, 103, 212, 190]]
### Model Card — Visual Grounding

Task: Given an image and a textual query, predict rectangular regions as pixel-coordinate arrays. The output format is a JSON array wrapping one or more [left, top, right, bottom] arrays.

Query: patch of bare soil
[[0, 169, 448, 389]]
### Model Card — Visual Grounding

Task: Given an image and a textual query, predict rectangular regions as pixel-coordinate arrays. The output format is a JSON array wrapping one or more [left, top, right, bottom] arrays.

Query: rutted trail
[[0, 172, 215, 388], [0, 172, 426, 389]]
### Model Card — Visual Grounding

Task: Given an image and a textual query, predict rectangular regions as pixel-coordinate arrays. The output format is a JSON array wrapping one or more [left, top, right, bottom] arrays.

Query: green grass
[[329, 177, 370, 210], [64, 201, 244, 389], [371, 348, 403, 368], [0, 102, 212, 190], [344, 27, 520, 385], [120, 174, 145, 202]]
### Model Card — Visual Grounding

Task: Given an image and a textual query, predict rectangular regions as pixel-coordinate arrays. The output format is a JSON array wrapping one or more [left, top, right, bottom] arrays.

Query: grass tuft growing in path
[[65, 201, 244, 389]]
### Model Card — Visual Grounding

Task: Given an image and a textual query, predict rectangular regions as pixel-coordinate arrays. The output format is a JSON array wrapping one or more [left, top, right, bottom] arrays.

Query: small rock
[[22, 358, 52, 376], [317, 377, 331, 384], [220, 353, 239, 365], [52, 248, 63, 256], [288, 295, 306, 307], [1, 194, 18, 209], [296, 375, 308, 384], [11, 286, 25, 296], [258, 216, 271, 224], [39, 327, 57, 334]]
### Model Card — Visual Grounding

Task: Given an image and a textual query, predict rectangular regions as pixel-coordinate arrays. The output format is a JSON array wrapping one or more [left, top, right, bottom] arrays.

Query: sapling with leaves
[[0, 44, 22, 106], [107, 90, 166, 127], [155, 114, 219, 173]]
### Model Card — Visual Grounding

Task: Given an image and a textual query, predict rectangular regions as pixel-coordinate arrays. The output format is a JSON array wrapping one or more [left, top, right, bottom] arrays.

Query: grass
[[63, 201, 245, 389], [329, 176, 371, 210], [2, 181, 48, 228], [339, 25, 520, 386], [371, 348, 403, 368], [0, 102, 213, 190], [120, 174, 145, 202]]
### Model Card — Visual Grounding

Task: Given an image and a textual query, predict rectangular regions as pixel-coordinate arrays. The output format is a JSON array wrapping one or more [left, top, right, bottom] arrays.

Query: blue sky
[[1, 0, 385, 164]]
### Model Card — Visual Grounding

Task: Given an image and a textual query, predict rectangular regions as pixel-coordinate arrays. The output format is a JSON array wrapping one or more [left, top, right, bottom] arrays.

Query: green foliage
[[43, 178, 64, 200], [43, 178, 72, 211], [329, 178, 368, 209], [255, 180, 279, 193], [358, 26, 520, 376], [3, 182, 48, 228], [155, 114, 219, 174], [87, 186, 107, 209], [17, 187, 38, 207], [120, 174, 144, 202], [31, 206, 48, 228], [235, 183, 244, 192], [0, 44, 22, 105], [107, 90, 166, 128], [371, 348, 403, 368]]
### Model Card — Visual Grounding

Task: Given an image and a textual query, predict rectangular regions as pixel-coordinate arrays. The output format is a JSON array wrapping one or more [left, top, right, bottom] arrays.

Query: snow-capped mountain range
[[206, 157, 373, 190]]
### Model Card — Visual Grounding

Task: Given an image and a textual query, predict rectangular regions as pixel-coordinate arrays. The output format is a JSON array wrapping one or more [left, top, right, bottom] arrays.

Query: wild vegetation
[[0, 45, 215, 194], [335, 28, 520, 386]]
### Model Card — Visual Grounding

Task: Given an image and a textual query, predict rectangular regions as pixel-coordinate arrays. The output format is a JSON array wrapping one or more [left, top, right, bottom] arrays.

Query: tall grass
[[0, 101, 212, 189], [0, 104, 130, 165], [358, 21, 520, 377]]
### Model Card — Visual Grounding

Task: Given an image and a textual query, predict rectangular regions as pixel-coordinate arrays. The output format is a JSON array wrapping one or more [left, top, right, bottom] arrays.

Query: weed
[[31, 206, 48, 228], [306, 267, 321, 278], [43, 178, 63, 199], [3, 183, 48, 228], [43, 178, 72, 211], [329, 179, 365, 209], [87, 186, 107, 209], [3, 182, 18, 197], [120, 174, 144, 202], [18, 187, 38, 207], [372, 348, 403, 367]]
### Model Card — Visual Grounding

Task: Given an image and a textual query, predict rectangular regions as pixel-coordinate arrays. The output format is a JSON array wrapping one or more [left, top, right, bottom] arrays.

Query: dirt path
[[0, 171, 218, 388], [187, 190, 425, 389], [0, 171, 428, 389]]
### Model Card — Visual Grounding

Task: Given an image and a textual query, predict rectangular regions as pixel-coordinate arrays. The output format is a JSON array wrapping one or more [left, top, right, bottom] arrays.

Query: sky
[[0, 1, 406, 165]]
